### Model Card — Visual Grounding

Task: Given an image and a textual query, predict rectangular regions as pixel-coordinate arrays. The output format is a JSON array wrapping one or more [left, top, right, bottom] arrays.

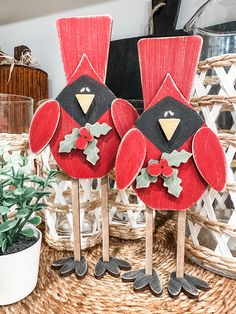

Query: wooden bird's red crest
[[113, 36, 226, 210], [29, 16, 137, 179]]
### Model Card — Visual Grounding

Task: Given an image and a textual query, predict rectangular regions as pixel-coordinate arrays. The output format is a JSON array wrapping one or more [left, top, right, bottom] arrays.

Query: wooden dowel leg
[[145, 206, 153, 275], [72, 179, 81, 262], [101, 175, 109, 262], [176, 210, 187, 278]]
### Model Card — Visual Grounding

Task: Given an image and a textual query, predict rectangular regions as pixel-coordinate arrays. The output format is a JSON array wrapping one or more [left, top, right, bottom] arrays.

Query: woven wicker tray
[[1, 217, 235, 314]]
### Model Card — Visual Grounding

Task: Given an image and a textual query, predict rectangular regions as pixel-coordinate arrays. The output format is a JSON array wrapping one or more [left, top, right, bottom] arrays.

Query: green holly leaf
[[83, 139, 100, 165], [161, 150, 192, 167], [86, 122, 111, 138], [163, 169, 182, 197], [136, 168, 158, 189], [148, 159, 158, 164], [59, 128, 80, 153]]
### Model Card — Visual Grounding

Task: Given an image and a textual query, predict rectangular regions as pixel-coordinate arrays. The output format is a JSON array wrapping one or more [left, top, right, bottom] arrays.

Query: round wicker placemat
[[1, 218, 236, 314]]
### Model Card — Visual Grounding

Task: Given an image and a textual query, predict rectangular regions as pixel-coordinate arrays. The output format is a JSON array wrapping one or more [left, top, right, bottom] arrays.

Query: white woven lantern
[[186, 54, 236, 278]]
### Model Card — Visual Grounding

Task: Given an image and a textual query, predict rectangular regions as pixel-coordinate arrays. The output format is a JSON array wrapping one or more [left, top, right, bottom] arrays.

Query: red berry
[[86, 133, 94, 142], [160, 159, 169, 168], [79, 127, 90, 137], [147, 162, 161, 177], [76, 137, 88, 150], [162, 166, 173, 177]]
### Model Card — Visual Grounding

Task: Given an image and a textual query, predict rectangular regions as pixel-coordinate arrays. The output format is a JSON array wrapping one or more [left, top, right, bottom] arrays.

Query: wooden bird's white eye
[[80, 87, 86, 93], [169, 110, 174, 116], [164, 111, 168, 117], [86, 87, 90, 92]]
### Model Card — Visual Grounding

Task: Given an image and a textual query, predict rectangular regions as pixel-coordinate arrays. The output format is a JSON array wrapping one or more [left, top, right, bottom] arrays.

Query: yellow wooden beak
[[159, 118, 180, 141], [76, 94, 95, 114]]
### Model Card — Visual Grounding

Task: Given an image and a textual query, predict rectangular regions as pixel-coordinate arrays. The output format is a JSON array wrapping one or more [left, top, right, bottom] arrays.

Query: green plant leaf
[[23, 187, 36, 198], [34, 203, 47, 211], [13, 187, 25, 196], [59, 128, 80, 153], [34, 191, 50, 199], [28, 216, 42, 226], [163, 169, 182, 197], [0, 233, 4, 246], [16, 209, 31, 218], [86, 122, 112, 137], [2, 200, 14, 207], [83, 139, 100, 165], [161, 150, 192, 167], [0, 219, 17, 233], [136, 168, 158, 189], [1, 238, 7, 252], [0, 206, 9, 216], [21, 227, 35, 237], [28, 177, 46, 186]]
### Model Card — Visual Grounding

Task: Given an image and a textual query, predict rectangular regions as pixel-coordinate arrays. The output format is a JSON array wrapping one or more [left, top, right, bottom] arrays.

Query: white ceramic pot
[[0, 228, 42, 305]]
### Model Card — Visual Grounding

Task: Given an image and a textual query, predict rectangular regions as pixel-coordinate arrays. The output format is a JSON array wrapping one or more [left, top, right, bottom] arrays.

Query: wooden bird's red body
[[29, 16, 124, 179], [114, 36, 226, 210]]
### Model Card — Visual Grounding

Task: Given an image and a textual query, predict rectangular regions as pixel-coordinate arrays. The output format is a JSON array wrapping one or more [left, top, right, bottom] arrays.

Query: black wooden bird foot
[[168, 272, 211, 299], [51, 256, 88, 279], [122, 269, 163, 296], [94, 257, 131, 279]]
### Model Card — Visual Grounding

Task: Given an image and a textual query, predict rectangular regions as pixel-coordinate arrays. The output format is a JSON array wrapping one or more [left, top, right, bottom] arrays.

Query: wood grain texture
[[145, 206, 153, 275], [72, 179, 81, 261], [193, 127, 227, 191], [56, 15, 112, 83], [29, 100, 60, 154], [111, 98, 139, 138], [115, 128, 146, 189], [159, 118, 180, 141], [176, 210, 186, 278], [50, 107, 120, 179], [75, 93, 95, 114], [101, 175, 109, 262], [0, 65, 48, 109], [31, 16, 121, 179], [138, 36, 202, 108]]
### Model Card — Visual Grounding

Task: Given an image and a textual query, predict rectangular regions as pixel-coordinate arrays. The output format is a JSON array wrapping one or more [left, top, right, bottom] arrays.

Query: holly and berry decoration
[[59, 122, 112, 165], [136, 149, 192, 197]]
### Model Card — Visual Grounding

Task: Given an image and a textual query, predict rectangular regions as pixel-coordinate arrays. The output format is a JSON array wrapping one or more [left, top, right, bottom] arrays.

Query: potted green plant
[[0, 148, 56, 305]]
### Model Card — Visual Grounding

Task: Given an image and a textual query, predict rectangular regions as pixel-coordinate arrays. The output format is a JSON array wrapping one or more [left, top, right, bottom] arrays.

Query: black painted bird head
[[135, 97, 204, 153], [56, 75, 116, 126]]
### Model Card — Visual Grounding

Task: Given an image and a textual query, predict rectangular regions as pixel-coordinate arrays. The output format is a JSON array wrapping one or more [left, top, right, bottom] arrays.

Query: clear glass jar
[[184, 0, 236, 59], [0, 94, 33, 134]]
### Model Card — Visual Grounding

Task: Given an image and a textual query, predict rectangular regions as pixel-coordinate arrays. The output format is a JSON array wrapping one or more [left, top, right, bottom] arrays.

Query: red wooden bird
[[113, 36, 226, 298], [29, 16, 134, 279]]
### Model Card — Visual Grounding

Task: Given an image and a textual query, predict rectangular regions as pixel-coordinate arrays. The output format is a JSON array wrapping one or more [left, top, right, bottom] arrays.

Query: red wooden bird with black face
[[113, 36, 226, 298], [29, 16, 134, 279], [30, 55, 120, 179], [121, 77, 225, 210], [29, 16, 132, 179]]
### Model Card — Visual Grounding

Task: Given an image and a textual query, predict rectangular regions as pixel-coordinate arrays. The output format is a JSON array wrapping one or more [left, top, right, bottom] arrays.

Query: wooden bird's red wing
[[115, 128, 146, 189], [111, 98, 139, 138], [193, 127, 226, 191], [29, 100, 60, 154]]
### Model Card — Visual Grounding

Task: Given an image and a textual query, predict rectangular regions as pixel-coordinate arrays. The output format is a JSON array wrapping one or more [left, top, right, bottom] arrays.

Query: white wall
[[0, 0, 207, 98]]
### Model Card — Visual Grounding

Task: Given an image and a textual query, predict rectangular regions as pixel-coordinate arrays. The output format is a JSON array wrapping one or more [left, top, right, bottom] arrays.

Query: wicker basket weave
[[186, 53, 236, 278]]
